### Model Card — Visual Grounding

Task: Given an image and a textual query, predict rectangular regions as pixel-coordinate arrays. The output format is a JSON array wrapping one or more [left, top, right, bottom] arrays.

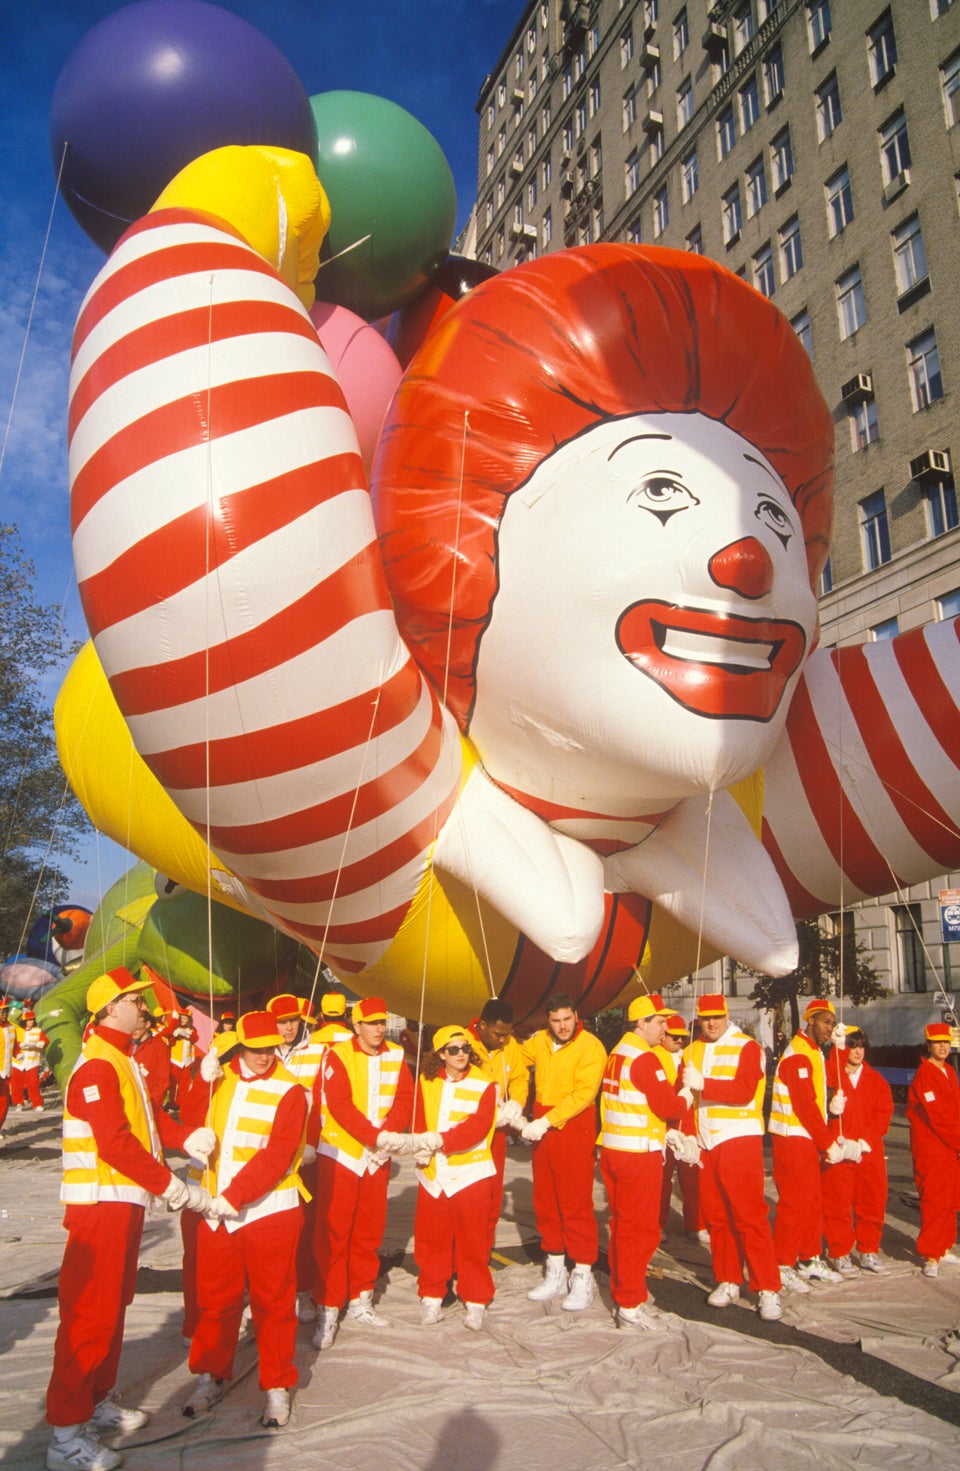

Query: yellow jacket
[[469, 1030, 530, 1109], [520, 1026, 606, 1129]]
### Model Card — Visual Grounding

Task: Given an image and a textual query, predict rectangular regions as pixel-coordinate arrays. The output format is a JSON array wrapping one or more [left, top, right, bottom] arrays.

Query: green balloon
[[311, 90, 456, 321]]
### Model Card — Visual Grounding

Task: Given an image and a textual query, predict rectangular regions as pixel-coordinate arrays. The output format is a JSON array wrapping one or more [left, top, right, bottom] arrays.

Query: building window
[[686, 224, 703, 253], [542, 154, 552, 189], [850, 397, 879, 452], [650, 127, 665, 165], [529, 72, 538, 103], [541, 206, 552, 249], [871, 616, 899, 641], [819, 557, 833, 595], [674, 8, 689, 59], [868, 10, 897, 89], [563, 63, 573, 99], [623, 86, 638, 130], [628, 217, 643, 246], [926, 477, 958, 537], [542, 98, 552, 131], [753, 243, 775, 298], [496, 228, 504, 260], [908, 329, 944, 410], [575, 100, 587, 138], [621, 27, 634, 67], [880, 111, 911, 185], [771, 128, 793, 191], [942, 50, 960, 127], [589, 23, 600, 57], [677, 77, 694, 130], [497, 177, 506, 208], [717, 105, 737, 159], [746, 156, 767, 217], [938, 588, 960, 619], [626, 149, 641, 196], [486, 148, 494, 177], [528, 122, 538, 154], [893, 903, 924, 992], [497, 79, 507, 108], [932, 0, 954, 16], [791, 308, 812, 356], [484, 198, 493, 228], [892, 215, 927, 297], [764, 44, 785, 106], [645, 0, 659, 26], [733, 3, 754, 55], [528, 178, 538, 210], [590, 138, 602, 178], [589, 78, 602, 118], [498, 126, 506, 157], [816, 72, 842, 141], [647, 57, 662, 95], [563, 120, 574, 152], [681, 149, 699, 202], [722, 183, 743, 243], [653, 186, 669, 238], [826, 166, 854, 237], [739, 75, 760, 133], [860, 489, 890, 569], [837, 265, 866, 339], [779, 215, 803, 278], [808, 0, 832, 53]]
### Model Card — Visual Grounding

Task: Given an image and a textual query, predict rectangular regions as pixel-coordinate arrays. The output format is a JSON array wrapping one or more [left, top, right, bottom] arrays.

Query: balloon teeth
[[659, 627, 775, 672]]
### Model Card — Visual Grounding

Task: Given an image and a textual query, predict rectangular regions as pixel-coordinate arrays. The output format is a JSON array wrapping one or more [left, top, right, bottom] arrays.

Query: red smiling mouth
[[616, 599, 807, 721]]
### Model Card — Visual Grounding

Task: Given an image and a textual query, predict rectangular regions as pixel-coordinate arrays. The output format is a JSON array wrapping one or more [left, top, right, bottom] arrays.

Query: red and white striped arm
[[69, 208, 462, 972], [761, 620, 960, 917]]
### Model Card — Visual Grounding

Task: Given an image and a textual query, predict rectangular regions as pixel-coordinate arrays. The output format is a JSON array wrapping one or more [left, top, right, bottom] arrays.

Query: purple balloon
[[50, 0, 317, 252]]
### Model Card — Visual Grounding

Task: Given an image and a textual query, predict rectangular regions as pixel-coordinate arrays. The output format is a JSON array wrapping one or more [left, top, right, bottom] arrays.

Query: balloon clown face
[[469, 410, 819, 808]]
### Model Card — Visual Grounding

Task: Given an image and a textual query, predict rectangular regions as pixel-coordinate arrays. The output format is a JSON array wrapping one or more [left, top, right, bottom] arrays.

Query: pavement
[[2, 1092, 960, 1470]]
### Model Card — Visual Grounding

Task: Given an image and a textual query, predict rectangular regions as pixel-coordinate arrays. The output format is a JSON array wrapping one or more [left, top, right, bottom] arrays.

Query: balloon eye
[[756, 498, 792, 548], [629, 477, 698, 524]]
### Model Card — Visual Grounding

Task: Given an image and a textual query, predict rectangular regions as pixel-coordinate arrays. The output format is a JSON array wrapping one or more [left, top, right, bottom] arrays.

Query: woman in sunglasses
[[412, 1026, 497, 1331]]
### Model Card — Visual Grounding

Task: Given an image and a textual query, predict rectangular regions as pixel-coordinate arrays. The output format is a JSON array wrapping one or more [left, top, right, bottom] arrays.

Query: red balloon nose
[[708, 537, 774, 599]]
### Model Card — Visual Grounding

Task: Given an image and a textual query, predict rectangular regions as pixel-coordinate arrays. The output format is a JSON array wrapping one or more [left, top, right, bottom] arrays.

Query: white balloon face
[[468, 412, 818, 810]]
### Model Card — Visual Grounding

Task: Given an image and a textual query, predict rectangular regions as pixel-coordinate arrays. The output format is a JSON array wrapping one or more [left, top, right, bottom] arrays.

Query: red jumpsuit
[[770, 1036, 833, 1266], [11, 1024, 49, 1108], [822, 1052, 893, 1258], [182, 1062, 307, 1390], [131, 1030, 173, 1112], [906, 1057, 960, 1262], [655, 1048, 702, 1234], [0, 1020, 15, 1133], [311, 1042, 414, 1307], [413, 1071, 497, 1305], [600, 1044, 682, 1308], [46, 1024, 188, 1427]]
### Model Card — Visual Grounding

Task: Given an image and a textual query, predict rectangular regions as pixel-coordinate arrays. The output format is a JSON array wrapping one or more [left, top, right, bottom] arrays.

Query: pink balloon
[[309, 300, 403, 473]]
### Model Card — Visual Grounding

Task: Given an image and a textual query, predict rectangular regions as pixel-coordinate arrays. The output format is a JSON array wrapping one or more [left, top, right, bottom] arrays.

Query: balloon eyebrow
[[608, 433, 673, 462], [743, 452, 782, 490]]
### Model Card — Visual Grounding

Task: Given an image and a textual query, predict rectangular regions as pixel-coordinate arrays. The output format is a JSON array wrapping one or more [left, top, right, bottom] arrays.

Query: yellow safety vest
[[417, 1068, 496, 1197], [319, 1039, 405, 1177], [599, 1033, 666, 1153], [277, 1031, 328, 1093], [686, 1028, 765, 1147], [199, 1061, 305, 1230], [768, 1032, 825, 1139], [61, 1033, 161, 1207]]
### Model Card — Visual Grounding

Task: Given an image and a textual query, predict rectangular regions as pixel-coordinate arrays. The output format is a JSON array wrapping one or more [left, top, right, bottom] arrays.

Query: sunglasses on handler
[[442, 1043, 471, 1056]]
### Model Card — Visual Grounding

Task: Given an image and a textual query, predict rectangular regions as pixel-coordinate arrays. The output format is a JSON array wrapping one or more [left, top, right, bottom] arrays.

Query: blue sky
[[0, 0, 524, 913]]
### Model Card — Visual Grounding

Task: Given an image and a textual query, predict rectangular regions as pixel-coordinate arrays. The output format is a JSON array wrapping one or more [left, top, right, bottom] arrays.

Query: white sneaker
[[311, 1305, 339, 1349], [778, 1266, 812, 1294], [758, 1291, 783, 1321], [618, 1303, 660, 1330], [694, 1229, 711, 1246], [923, 1258, 939, 1279], [89, 1391, 149, 1432], [463, 1302, 486, 1331], [827, 1254, 859, 1277], [857, 1252, 886, 1274], [182, 1373, 225, 1417], [261, 1388, 291, 1428], [941, 1249, 960, 1266], [296, 1292, 317, 1322], [561, 1265, 595, 1312], [527, 1254, 568, 1302], [419, 1297, 443, 1325], [346, 1290, 389, 1326], [46, 1430, 122, 1471], [797, 1256, 844, 1283], [706, 1281, 740, 1308]]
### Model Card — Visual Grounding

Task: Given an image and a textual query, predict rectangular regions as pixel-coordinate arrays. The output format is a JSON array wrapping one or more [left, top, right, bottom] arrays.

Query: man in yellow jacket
[[520, 993, 607, 1310], [468, 998, 529, 1252]]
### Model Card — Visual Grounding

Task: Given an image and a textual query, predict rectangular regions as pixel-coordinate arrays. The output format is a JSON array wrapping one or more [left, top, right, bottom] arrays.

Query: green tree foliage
[[747, 917, 887, 1035], [0, 523, 86, 958]]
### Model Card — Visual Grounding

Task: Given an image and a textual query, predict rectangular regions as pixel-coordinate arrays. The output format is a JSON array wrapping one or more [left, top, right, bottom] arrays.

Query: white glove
[[521, 1116, 551, 1142], [824, 1140, 844, 1165], [415, 1131, 444, 1154], [375, 1130, 408, 1154], [183, 1183, 212, 1213], [200, 1050, 224, 1083], [183, 1127, 216, 1161], [678, 1087, 695, 1110], [412, 1149, 433, 1167], [665, 1128, 686, 1160], [496, 1098, 525, 1129], [858, 1138, 872, 1155], [842, 1138, 864, 1163], [161, 1176, 190, 1210], [302, 1143, 317, 1166], [680, 1136, 701, 1167], [683, 1064, 704, 1092], [207, 1194, 239, 1219], [831, 1023, 847, 1047], [828, 1091, 846, 1116], [369, 1148, 391, 1168]]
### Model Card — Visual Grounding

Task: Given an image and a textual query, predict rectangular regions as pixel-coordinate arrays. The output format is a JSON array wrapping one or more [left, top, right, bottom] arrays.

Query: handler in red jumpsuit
[[181, 1010, 307, 1430], [0, 998, 15, 1140], [412, 1025, 497, 1330], [822, 1026, 893, 1274], [11, 1008, 49, 1110], [906, 1020, 960, 1277], [130, 1010, 172, 1112], [45, 968, 211, 1471], [308, 996, 414, 1350], [656, 1013, 703, 1239], [598, 994, 685, 1329]]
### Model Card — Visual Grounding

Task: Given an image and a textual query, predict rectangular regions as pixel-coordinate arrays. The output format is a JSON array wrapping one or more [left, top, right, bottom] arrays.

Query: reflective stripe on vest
[[768, 1033, 825, 1139], [599, 1034, 665, 1153], [201, 1062, 305, 1230], [417, 1070, 496, 1196], [278, 1034, 328, 1093], [61, 1034, 161, 1206], [688, 1030, 764, 1147], [320, 1040, 405, 1176]]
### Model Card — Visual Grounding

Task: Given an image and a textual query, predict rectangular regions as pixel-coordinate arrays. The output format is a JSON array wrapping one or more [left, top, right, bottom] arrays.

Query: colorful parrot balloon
[[57, 145, 960, 1025]]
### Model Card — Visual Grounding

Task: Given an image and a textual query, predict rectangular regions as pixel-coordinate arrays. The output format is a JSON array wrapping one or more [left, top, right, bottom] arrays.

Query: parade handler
[[822, 1026, 893, 1274], [520, 992, 607, 1310], [906, 1020, 960, 1277], [45, 968, 212, 1471], [181, 1010, 307, 1430], [467, 998, 529, 1250]]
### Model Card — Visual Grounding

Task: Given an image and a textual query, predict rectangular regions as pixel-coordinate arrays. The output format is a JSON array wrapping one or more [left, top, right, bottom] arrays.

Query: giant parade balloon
[[57, 145, 960, 1025]]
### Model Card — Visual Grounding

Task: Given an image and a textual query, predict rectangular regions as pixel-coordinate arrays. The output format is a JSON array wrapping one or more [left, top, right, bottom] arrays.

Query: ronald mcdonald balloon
[[57, 144, 960, 1026]]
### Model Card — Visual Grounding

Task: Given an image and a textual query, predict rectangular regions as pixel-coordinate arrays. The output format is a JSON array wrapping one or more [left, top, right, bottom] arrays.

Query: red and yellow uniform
[[468, 1022, 530, 1247], [0, 1011, 15, 1133], [655, 1037, 702, 1235], [11, 1017, 49, 1109], [822, 1048, 893, 1258], [521, 1023, 606, 1267], [906, 1054, 960, 1262], [131, 1026, 173, 1112], [769, 1031, 833, 1266]]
